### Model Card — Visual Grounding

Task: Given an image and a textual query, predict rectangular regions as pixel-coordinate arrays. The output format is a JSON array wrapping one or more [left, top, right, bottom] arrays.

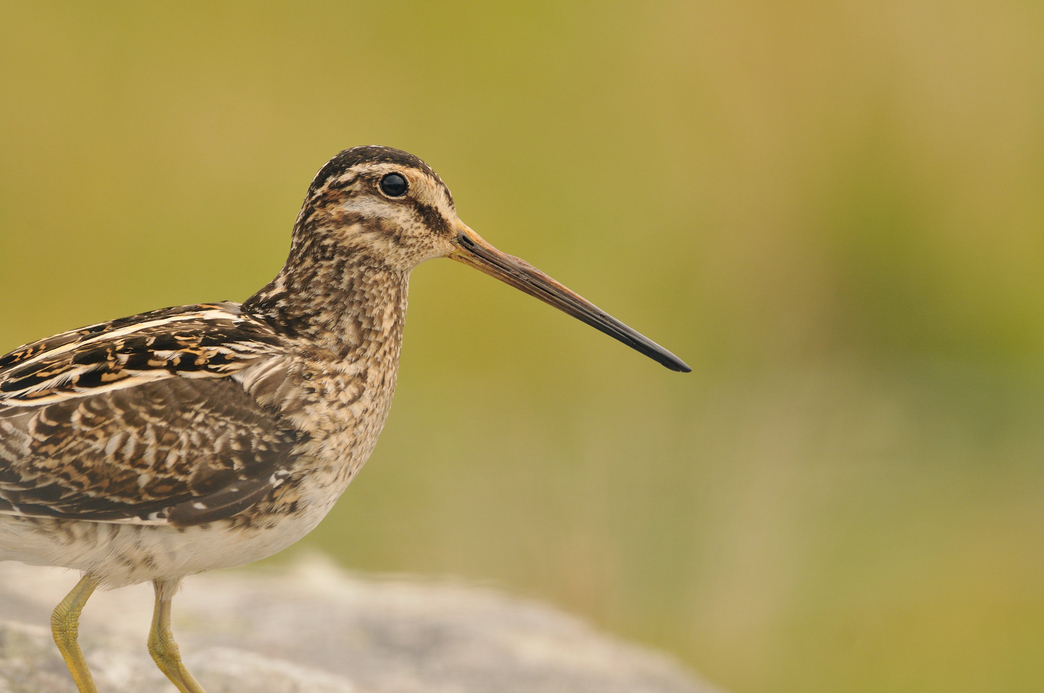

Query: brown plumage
[[0, 145, 689, 693]]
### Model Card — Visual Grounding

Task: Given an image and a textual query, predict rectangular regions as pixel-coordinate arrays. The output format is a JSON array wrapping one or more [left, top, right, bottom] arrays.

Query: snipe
[[0, 146, 689, 692]]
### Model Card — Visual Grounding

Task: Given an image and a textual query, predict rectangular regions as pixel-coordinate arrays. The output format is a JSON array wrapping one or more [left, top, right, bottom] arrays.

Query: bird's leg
[[51, 574, 101, 693], [148, 578, 207, 693]]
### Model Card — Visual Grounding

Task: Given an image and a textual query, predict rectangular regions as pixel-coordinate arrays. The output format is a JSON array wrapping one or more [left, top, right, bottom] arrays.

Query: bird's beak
[[449, 223, 691, 372]]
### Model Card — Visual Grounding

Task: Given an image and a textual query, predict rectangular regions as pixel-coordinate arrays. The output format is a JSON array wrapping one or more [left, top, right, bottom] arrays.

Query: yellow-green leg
[[148, 578, 206, 693], [51, 574, 101, 693]]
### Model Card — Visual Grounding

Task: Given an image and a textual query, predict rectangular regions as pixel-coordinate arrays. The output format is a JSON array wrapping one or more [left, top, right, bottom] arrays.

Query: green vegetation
[[2, 3, 1042, 692]]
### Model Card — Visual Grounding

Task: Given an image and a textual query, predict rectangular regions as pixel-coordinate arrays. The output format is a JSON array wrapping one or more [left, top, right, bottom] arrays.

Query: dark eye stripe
[[379, 173, 408, 197]]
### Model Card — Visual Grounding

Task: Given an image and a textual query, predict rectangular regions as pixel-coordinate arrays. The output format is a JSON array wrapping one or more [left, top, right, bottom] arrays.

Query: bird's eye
[[379, 172, 409, 197]]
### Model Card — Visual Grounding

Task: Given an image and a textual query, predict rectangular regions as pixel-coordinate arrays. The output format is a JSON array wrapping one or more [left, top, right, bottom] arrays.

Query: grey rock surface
[[0, 557, 719, 693]]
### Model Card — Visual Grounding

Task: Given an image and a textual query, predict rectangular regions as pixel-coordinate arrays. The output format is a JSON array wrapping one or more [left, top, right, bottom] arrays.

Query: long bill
[[449, 224, 691, 373]]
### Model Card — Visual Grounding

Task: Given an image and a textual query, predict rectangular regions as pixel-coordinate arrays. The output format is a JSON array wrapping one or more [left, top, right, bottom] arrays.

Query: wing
[[0, 303, 304, 526], [0, 303, 283, 405]]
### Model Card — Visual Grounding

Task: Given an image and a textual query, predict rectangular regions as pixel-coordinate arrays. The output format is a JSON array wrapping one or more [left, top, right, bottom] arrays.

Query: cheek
[[395, 209, 456, 262], [395, 231, 455, 268]]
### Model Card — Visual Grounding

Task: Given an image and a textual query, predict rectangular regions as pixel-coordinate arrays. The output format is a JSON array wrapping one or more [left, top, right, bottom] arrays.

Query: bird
[[0, 145, 690, 693]]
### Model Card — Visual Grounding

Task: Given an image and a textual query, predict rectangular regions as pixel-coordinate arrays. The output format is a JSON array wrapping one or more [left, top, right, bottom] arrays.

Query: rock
[[0, 557, 719, 693]]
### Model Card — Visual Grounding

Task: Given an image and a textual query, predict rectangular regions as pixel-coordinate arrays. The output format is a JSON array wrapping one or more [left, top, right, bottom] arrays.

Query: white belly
[[0, 498, 333, 589]]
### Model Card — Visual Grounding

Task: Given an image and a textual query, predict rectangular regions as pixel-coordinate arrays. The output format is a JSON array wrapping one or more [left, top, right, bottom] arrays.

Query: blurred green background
[[2, 2, 1043, 692]]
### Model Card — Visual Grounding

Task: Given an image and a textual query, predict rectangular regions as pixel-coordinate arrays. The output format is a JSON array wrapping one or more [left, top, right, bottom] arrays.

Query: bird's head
[[292, 145, 458, 271], [293, 145, 690, 372]]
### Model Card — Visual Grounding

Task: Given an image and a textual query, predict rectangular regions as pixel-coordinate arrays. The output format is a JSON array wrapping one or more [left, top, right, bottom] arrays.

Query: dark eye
[[379, 172, 408, 197]]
